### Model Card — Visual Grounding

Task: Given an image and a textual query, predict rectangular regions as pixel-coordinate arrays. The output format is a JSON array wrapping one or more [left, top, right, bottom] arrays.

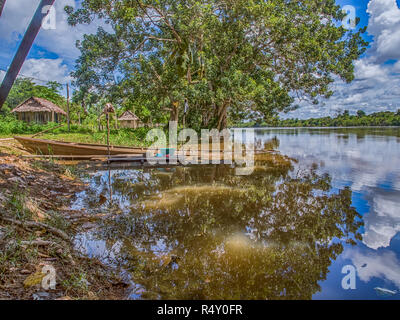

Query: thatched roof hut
[[118, 110, 141, 129], [11, 97, 66, 124]]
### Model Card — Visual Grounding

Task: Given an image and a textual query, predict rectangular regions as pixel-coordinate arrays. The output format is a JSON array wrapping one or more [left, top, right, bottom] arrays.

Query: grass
[[0, 116, 155, 147], [39, 130, 152, 147]]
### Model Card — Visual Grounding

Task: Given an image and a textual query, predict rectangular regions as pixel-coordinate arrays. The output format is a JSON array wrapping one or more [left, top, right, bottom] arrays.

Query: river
[[72, 127, 400, 300]]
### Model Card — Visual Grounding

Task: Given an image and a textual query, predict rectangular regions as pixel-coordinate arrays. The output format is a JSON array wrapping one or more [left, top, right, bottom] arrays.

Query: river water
[[72, 127, 400, 300]]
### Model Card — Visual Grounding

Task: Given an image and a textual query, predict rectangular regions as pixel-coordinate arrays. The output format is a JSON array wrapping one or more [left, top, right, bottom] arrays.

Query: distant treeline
[[240, 110, 400, 128]]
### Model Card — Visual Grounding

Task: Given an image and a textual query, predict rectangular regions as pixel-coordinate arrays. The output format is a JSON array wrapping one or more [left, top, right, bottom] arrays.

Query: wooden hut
[[11, 97, 66, 124], [118, 110, 141, 129]]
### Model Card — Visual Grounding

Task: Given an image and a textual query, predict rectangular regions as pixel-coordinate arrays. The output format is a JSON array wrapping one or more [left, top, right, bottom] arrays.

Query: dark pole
[[0, 1, 6, 17], [106, 112, 110, 157], [0, 0, 55, 109], [66, 83, 70, 131]]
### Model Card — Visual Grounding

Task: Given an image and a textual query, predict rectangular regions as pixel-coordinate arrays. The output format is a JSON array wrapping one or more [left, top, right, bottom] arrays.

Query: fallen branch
[[20, 239, 56, 246], [8, 239, 57, 247], [0, 216, 69, 242]]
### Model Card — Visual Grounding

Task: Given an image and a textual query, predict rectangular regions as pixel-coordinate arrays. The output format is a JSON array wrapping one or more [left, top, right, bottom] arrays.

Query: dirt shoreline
[[0, 150, 128, 300]]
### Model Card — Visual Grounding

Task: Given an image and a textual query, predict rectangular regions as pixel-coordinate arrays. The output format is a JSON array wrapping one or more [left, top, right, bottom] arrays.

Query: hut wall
[[16, 111, 59, 124], [120, 120, 138, 129]]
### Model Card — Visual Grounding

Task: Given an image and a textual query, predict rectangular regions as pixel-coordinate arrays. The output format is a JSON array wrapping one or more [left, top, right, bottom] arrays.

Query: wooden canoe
[[14, 136, 155, 156]]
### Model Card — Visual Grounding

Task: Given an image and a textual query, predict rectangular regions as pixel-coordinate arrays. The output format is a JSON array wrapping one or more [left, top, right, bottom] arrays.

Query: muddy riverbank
[[0, 152, 128, 300]]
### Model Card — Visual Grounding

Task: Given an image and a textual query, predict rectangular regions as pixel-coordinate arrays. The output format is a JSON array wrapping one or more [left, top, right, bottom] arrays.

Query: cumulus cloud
[[363, 191, 400, 249], [267, 130, 400, 250], [0, 0, 106, 63], [282, 0, 400, 119], [367, 0, 400, 62], [343, 248, 400, 289], [20, 58, 72, 84]]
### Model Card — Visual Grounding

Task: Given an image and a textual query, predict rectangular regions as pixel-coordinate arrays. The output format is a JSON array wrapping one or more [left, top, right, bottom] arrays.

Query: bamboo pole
[[0, 0, 6, 18], [106, 112, 110, 157], [0, 0, 55, 109], [66, 83, 70, 131]]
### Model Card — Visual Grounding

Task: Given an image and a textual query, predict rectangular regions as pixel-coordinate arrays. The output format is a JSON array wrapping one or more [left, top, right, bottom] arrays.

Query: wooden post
[[0, 0, 55, 109], [106, 112, 110, 157], [66, 83, 70, 131], [102, 103, 115, 161]]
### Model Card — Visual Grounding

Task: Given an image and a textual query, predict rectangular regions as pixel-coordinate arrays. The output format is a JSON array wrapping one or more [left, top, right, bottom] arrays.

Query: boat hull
[[14, 136, 149, 156]]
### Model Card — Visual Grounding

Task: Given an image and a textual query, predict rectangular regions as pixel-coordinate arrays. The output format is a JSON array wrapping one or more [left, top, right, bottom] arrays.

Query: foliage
[[90, 161, 362, 299], [0, 115, 60, 135], [2, 78, 66, 114], [243, 109, 400, 127], [66, 0, 368, 129]]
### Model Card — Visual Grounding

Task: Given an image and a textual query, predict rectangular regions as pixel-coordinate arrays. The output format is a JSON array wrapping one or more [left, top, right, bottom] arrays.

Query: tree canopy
[[249, 109, 400, 127], [2, 78, 65, 114], [66, 0, 368, 129], [85, 158, 362, 299]]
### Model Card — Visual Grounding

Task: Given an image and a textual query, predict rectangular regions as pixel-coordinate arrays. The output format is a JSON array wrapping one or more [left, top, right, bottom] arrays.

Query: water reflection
[[253, 128, 400, 299], [255, 128, 400, 251], [74, 152, 363, 299]]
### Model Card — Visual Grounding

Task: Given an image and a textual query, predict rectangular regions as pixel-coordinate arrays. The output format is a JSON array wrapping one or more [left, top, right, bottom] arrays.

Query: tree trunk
[[170, 102, 179, 123], [216, 102, 228, 130]]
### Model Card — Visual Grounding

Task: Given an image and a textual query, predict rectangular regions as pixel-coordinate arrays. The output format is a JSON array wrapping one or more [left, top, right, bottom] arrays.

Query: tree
[[356, 110, 366, 117], [94, 159, 362, 299], [342, 110, 350, 118], [2, 78, 66, 114], [66, 0, 368, 129]]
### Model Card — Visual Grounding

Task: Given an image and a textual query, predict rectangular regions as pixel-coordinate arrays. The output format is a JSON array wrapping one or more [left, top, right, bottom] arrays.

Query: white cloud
[[394, 61, 400, 72], [36, 0, 104, 61], [363, 192, 400, 249], [367, 0, 400, 62], [0, 0, 106, 63], [270, 131, 400, 250], [354, 60, 389, 81], [282, 0, 400, 119], [344, 248, 400, 289], [20, 58, 72, 84]]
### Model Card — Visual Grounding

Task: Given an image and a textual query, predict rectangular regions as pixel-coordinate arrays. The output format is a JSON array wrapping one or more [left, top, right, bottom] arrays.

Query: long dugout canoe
[[14, 136, 154, 156]]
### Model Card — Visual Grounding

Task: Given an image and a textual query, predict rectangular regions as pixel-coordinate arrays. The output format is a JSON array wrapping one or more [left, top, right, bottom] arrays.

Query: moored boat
[[14, 136, 153, 156]]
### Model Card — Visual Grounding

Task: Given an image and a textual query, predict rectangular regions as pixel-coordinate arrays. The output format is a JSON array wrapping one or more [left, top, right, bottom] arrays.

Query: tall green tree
[[66, 0, 368, 129], [2, 78, 66, 114]]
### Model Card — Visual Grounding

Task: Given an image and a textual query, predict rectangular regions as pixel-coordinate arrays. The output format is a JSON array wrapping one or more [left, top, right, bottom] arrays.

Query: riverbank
[[0, 125, 153, 148], [0, 152, 128, 300]]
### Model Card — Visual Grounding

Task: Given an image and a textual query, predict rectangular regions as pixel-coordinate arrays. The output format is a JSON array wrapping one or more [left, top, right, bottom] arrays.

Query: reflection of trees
[[96, 155, 362, 299]]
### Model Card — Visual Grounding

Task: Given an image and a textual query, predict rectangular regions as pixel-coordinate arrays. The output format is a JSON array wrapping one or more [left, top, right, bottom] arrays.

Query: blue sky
[[0, 0, 399, 118]]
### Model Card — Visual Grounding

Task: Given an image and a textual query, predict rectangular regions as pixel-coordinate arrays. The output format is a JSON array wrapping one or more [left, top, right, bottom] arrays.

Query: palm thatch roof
[[118, 110, 140, 121], [11, 97, 67, 115]]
